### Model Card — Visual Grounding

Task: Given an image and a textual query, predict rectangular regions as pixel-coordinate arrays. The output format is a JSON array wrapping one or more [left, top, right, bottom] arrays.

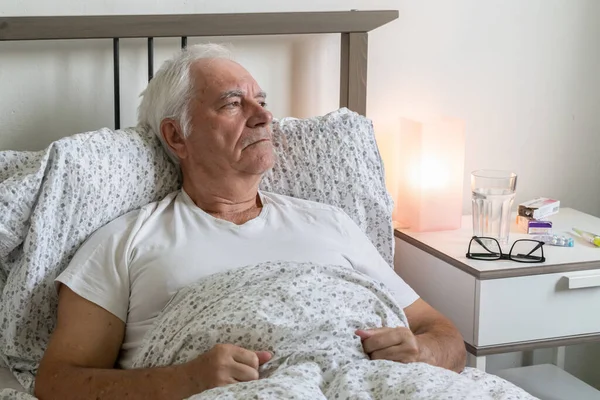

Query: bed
[[0, 10, 536, 399]]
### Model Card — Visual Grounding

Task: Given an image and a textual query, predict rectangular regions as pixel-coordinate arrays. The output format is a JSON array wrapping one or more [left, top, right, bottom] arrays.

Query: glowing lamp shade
[[393, 118, 465, 232]]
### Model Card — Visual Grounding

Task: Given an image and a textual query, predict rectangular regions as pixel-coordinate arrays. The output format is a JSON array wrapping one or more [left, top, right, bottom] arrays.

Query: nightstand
[[393, 208, 600, 372]]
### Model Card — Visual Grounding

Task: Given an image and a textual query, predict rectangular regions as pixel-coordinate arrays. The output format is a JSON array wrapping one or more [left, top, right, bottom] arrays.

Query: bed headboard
[[0, 10, 398, 129]]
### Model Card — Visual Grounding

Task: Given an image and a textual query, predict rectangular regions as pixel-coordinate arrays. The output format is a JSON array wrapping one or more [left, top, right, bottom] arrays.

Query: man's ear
[[161, 119, 188, 160]]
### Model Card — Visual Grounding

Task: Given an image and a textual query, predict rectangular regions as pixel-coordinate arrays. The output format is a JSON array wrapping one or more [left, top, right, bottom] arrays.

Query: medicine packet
[[532, 234, 574, 247]]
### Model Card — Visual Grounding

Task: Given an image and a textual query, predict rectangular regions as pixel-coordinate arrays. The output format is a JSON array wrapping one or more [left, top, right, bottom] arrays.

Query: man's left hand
[[355, 327, 420, 363]]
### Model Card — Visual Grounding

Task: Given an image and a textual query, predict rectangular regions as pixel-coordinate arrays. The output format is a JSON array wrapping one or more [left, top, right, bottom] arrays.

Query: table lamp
[[392, 118, 465, 232]]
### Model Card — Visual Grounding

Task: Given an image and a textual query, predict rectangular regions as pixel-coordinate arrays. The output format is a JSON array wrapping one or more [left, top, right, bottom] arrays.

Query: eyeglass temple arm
[[473, 237, 498, 254], [525, 242, 544, 256]]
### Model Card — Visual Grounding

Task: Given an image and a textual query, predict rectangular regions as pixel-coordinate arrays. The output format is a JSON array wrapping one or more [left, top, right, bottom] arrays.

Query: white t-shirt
[[56, 190, 418, 369]]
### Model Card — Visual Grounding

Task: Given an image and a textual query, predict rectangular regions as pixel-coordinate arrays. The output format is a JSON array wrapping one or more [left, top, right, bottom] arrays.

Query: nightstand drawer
[[477, 269, 600, 346]]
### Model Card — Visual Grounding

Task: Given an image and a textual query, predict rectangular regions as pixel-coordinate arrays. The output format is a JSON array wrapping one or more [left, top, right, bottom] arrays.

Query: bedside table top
[[395, 208, 600, 279]]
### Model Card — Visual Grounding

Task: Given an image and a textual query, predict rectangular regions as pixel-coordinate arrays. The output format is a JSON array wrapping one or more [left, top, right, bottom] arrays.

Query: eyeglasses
[[466, 236, 546, 263]]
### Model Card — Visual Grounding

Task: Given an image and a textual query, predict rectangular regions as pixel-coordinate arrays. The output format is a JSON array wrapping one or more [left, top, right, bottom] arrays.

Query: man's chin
[[255, 160, 276, 176], [241, 155, 275, 176]]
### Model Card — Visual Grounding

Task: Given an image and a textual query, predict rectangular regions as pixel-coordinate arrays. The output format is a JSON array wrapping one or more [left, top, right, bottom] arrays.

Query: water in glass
[[471, 170, 517, 245]]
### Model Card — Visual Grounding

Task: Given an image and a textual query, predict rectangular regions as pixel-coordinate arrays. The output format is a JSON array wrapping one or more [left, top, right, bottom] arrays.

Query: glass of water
[[471, 170, 518, 245]]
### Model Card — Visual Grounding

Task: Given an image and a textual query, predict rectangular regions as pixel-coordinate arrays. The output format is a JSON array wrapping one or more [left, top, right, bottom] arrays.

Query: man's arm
[[404, 298, 466, 373], [35, 286, 269, 400]]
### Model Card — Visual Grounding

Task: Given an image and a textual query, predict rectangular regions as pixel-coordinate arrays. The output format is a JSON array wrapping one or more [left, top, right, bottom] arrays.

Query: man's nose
[[247, 102, 273, 129]]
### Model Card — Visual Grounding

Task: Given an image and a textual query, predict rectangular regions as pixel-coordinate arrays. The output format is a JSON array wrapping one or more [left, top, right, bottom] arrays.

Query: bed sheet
[[0, 359, 25, 393]]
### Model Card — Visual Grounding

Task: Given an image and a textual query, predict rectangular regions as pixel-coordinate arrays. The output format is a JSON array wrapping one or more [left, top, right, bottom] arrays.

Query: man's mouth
[[243, 138, 271, 149]]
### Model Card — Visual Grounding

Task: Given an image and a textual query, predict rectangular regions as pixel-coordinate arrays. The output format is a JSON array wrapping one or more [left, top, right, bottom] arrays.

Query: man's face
[[176, 58, 275, 178]]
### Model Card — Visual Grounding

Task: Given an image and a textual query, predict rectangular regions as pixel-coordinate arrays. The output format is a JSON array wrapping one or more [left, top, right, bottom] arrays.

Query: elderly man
[[35, 44, 466, 400]]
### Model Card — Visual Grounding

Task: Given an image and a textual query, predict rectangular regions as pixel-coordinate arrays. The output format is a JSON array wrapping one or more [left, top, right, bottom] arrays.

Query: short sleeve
[[339, 211, 419, 309], [56, 210, 140, 322]]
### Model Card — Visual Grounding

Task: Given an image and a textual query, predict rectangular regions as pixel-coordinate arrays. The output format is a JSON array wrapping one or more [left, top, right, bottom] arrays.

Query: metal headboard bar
[[0, 11, 399, 128], [113, 38, 120, 130], [147, 37, 154, 82], [112, 35, 184, 128]]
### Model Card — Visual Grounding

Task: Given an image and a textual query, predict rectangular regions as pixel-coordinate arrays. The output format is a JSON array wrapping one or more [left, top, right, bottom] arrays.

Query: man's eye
[[226, 101, 241, 108], [259, 102, 267, 108]]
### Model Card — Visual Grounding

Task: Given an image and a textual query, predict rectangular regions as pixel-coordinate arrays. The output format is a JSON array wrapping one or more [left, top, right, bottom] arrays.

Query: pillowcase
[[0, 108, 393, 390], [0, 128, 180, 390], [261, 108, 394, 266]]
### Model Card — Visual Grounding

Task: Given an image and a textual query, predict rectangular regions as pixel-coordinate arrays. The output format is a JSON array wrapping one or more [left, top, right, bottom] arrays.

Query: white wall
[[2, 0, 600, 388], [369, 0, 600, 218]]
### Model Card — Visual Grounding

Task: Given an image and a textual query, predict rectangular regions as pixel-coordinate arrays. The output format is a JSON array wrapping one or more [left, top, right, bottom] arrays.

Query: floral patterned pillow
[[261, 108, 394, 266], [0, 127, 180, 390]]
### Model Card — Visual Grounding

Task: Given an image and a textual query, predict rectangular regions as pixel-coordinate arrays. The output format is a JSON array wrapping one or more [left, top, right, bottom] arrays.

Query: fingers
[[227, 345, 272, 369], [356, 327, 390, 338], [357, 327, 420, 364], [230, 361, 260, 382], [371, 344, 419, 363], [355, 330, 374, 340], [231, 346, 261, 369], [371, 344, 405, 361], [229, 349, 271, 381], [255, 351, 273, 366], [355, 327, 398, 342], [197, 344, 271, 390], [361, 328, 410, 354]]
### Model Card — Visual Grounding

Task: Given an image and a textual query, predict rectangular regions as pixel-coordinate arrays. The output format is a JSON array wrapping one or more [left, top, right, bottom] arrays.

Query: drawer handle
[[566, 274, 600, 289]]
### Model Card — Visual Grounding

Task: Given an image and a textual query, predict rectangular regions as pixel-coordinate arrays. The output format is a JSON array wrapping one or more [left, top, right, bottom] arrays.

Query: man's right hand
[[185, 344, 272, 392]]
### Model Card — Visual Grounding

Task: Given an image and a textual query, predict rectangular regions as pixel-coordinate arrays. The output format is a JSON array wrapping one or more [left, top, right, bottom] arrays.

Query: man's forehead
[[190, 59, 262, 97]]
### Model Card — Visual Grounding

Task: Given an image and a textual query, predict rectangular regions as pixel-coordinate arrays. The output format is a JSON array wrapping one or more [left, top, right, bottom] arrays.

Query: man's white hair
[[137, 43, 233, 163]]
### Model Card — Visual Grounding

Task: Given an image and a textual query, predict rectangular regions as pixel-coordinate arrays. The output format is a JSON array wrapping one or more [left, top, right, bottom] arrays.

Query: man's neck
[[181, 172, 262, 222]]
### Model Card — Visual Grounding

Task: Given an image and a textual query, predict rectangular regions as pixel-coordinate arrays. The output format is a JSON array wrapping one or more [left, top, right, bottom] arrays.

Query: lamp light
[[392, 118, 465, 232]]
